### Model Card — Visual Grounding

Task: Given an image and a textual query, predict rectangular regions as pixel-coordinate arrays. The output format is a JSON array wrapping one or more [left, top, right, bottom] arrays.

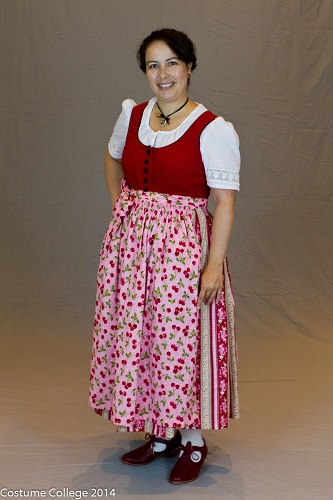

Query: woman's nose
[[159, 65, 168, 78]]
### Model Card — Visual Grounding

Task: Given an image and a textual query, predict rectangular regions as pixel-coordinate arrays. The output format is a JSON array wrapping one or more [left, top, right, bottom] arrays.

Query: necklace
[[156, 97, 189, 127]]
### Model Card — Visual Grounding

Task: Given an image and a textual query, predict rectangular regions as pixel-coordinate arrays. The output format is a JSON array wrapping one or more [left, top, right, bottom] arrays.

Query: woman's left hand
[[198, 263, 223, 307], [197, 188, 236, 308]]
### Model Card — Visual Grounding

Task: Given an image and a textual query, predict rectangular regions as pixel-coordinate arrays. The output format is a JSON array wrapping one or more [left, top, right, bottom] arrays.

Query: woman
[[89, 28, 240, 484]]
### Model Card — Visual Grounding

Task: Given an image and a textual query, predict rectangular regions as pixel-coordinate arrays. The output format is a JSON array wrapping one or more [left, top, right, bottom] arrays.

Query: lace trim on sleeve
[[109, 136, 124, 157], [206, 168, 239, 184]]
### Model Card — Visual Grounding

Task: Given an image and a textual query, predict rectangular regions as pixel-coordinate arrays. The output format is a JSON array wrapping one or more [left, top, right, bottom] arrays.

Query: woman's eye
[[148, 63, 158, 69], [168, 61, 177, 66]]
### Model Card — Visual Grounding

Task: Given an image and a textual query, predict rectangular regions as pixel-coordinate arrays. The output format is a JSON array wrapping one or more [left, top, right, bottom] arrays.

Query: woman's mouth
[[158, 83, 174, 89]]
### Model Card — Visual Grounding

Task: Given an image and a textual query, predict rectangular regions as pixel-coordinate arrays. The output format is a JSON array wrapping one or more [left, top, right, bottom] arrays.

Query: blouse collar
[[141, 97, 207, 134]]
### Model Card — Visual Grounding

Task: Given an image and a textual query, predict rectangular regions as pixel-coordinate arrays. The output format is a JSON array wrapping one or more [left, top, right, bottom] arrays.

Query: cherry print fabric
[[89, 180, 239, 437]]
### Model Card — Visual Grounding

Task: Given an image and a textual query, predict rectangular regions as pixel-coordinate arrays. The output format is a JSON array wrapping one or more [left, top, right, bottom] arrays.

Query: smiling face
[[145, 40, 192, 107]]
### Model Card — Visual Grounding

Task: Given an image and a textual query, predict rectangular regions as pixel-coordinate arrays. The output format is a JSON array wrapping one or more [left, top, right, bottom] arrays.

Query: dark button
[[144, 168, 148, 174], [144, 159, 149, 164], [144, 188, 148, 192], [143, 178, 148, 184], [146, 149, 150, 155]]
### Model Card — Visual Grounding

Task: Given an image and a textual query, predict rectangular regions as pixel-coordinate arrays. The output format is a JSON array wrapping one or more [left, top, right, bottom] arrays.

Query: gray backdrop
[[1, 0, 332, 341], [1, 1, 333, 497]]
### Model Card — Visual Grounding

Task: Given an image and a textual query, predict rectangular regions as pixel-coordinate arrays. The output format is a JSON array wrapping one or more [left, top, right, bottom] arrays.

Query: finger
[[197, 289, 206, 308], [198, 286, 213, 307], [215, 288, 222, 304], [206, 285, 223, 305], [205, 289, 217, 305], [203, 288, 216, 305]]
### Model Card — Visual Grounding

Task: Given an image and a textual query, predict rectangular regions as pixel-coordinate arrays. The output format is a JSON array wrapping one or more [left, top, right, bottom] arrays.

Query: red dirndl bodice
[[121, 102, 217, 199]]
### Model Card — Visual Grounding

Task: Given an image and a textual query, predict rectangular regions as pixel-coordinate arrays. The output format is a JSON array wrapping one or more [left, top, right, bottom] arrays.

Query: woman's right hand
[[104, 148, 124, 209]]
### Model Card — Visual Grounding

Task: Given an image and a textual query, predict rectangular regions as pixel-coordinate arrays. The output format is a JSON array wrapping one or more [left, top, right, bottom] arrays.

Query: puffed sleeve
[[108, 99, 136, 159], [200, 117, 241, 190]]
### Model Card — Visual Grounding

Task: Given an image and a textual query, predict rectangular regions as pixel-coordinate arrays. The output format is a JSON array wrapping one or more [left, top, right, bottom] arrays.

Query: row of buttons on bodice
[[143, 148, 151, 191]]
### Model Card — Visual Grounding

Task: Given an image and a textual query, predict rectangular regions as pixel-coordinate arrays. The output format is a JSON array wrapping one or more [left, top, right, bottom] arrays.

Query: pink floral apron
[[89, 180, 239, 438]]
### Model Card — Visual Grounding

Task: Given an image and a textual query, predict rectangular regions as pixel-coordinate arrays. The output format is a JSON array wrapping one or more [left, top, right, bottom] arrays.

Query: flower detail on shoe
[[190, 451, 202, 463]]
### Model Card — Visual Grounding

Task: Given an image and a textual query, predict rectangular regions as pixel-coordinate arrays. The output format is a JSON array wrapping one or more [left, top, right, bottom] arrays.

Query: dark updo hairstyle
[[137, 28, 197, 73]]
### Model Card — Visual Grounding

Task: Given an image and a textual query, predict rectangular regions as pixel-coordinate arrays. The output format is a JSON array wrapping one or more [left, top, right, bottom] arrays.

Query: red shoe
[[120, 430, 182, 466], [169, 439, 208, 484]]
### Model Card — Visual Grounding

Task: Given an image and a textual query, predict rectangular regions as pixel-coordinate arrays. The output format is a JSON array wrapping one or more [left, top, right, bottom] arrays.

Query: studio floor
[[1, 329, 332, 500]]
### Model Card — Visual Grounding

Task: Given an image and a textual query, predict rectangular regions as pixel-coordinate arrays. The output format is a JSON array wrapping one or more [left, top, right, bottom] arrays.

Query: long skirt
[[89, 180, 239, 438]]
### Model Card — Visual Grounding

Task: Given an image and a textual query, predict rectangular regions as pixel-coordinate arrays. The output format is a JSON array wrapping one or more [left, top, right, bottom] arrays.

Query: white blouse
[[108, 97, 240, 190]]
